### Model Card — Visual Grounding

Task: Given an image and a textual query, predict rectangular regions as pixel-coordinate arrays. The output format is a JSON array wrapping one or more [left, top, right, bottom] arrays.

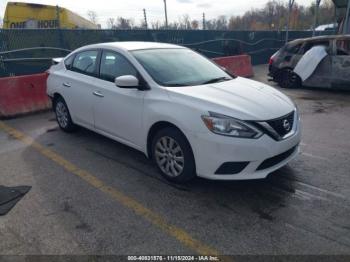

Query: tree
[[318, 0, 335, 25], [151, 21, 161, 29], [116, 17, 134, 29], [87, 10, 98, 25], [107, 18, 116, 29], [216, 15, 228, 30], [169, 21, 180, 29], [178, 14, 191, 29], [191, 20, 199, 30], [205, 20, 216, 30], [225, 0, 335, 31], [94, 0, 336, 31]]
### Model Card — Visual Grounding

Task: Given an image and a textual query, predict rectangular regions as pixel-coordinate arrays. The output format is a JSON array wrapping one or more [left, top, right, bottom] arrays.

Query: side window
[[71, 50, 99, 76], [100, 51, 137, 82], [302, 41, 329, 54], [286, 43, 302, 54], [336, 40, 350, 56], [64, 54, 75, 69]]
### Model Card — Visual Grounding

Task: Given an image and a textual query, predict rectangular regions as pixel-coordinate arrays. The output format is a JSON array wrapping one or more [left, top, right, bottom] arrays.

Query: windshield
[[132, 48, 233, 87]]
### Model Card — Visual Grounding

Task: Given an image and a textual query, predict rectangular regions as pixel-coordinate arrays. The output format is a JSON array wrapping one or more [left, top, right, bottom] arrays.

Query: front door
[[301, 39, 332, 88], [93, 50, 145, 149]]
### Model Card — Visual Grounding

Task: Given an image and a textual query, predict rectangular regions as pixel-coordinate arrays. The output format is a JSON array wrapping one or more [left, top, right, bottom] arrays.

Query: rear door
[[62, 50, 100, 128], [332, 38, 350, 89]]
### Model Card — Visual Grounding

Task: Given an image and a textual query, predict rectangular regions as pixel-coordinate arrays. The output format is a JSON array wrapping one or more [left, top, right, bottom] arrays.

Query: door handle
[[62, 82, 71, 87], [93, 91, 104, 97]]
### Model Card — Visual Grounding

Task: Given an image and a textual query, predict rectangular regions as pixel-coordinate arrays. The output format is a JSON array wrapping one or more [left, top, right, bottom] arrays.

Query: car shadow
[[22, 123, 300, 222], [76, 127, 298, 212]]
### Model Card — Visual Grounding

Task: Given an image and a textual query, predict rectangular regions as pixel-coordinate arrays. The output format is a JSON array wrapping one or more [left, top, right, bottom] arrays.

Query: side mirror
[[115, 75, 139, 88]]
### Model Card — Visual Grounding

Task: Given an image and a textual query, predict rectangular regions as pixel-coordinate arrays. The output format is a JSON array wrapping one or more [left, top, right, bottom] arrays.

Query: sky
[[0, 0, 313, 28]]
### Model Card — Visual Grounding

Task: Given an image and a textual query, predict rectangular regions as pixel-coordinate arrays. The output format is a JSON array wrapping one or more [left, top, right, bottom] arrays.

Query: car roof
[[80, 41, 185, 51], [288, 34, 350, 46]]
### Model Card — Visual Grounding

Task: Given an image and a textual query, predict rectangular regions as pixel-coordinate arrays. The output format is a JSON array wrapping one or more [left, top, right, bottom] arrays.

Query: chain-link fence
[[0, 29, 332, 77]]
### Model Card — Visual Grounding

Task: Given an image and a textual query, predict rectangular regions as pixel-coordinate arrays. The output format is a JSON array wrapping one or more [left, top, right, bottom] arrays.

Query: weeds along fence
[[0, 29, 332, 77]]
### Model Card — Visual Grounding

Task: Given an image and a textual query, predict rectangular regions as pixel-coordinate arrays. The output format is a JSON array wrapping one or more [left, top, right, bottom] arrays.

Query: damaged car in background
[[268, 35, 350, 89]]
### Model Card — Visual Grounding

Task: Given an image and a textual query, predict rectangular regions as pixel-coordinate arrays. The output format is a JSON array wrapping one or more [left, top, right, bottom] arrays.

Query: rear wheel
[[54, 97, 77, 132], [152, 127, 196, 183], [278, 68, 301, 89]]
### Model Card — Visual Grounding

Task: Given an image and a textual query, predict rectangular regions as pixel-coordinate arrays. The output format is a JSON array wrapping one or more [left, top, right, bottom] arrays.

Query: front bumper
[[187, 120, 301, 180]]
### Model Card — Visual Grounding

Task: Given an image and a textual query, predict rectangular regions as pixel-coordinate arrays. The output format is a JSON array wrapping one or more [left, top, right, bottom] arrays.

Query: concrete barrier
[[0, 73, 51, 119], [213, 55, 254, 78]]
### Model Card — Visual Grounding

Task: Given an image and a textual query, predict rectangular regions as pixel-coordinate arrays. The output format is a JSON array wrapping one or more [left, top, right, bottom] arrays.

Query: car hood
[[166, 77, 295, 121]]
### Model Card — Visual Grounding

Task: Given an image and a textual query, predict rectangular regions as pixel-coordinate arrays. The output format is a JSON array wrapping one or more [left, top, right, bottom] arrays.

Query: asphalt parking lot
[[1, 64, 350, 257]]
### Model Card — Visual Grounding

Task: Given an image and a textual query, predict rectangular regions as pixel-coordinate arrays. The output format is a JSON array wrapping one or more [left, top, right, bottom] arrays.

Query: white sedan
[[47, 42, 301, 183]]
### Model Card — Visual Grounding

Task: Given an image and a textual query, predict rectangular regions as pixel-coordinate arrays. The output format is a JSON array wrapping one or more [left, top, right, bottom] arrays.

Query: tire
[[152, 127, 196, 183], [53, 97, 77, 132], [278, 68, 301, 89]]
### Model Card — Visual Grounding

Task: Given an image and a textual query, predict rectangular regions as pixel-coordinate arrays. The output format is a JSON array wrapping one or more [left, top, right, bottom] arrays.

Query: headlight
[[201, 112, 263, 138]]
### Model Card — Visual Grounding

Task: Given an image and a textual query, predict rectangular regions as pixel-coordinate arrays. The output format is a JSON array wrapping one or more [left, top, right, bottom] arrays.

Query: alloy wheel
[[56, 101, 69, 128], [155, 136, 185, 177]]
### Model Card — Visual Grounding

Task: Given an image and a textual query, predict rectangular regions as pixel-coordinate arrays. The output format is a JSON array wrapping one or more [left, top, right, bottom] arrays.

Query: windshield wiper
[[201, 77, 231, 85]]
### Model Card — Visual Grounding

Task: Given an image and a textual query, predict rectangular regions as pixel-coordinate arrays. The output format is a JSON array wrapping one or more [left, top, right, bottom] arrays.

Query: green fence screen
[[0, 29, 332, 77]]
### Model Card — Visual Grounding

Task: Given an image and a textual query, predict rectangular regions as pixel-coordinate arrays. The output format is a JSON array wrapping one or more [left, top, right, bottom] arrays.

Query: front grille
[[250, 111, 296, 141], [256, 146, 296, 171], [267, 111, 294, 137]]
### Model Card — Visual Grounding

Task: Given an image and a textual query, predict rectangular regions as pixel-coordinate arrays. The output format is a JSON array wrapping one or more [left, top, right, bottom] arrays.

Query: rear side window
[[302, 41, 329, 54], [99, 51, 137, 82], [285, 43, 302, 54], [71, 50, 99, 76], [336, 40, 350, 55]]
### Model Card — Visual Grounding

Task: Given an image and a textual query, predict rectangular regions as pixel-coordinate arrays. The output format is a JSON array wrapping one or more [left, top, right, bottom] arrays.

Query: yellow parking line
[[0, 121, 220, 256]]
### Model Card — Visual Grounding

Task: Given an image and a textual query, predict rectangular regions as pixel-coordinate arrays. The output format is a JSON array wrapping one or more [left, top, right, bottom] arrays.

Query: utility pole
[[285, 0, 295, 43], [202, 13, 206, 30], [163, 0, 168, 28], [143, 8, 148, 29], [55, 5, 60, 28], [313, 0, 322, 36], [344, 0, 350, 34]]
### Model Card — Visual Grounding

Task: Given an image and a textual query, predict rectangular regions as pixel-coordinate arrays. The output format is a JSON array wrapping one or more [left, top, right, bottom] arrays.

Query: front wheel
[[278, 68, 301, 89], [152, 127, 196, 183]]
